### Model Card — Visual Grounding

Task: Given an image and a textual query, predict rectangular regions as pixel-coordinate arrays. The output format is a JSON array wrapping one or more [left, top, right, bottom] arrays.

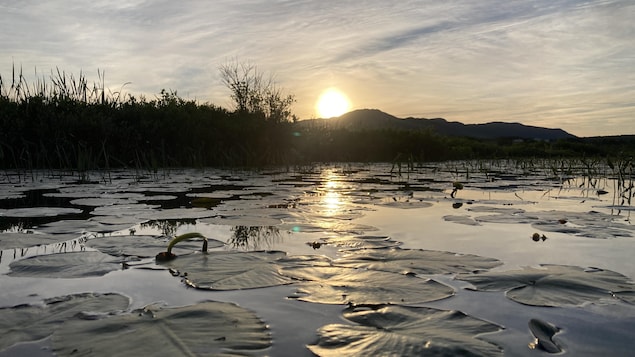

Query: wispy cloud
[[1, 0, 633, 136]]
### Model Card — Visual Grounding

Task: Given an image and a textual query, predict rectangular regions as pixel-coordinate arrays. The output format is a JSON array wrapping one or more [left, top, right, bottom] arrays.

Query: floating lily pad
[[139, 208, 217, 220], [457, 264, 635, 306], [70, 197, 138, 206], [165, 251, 293, 290], [335, 248, 503, 275], [200, 215, 283, 227], [0, 293, 129, 351], [283, 266, 454, 305], [91, 203, 161, 217], [52, 301, 271, 356], [374, 198, 433, 209], [443, 215, 481, 226], [0, 207, 83, 217], [8, 251, 123, 278], [86, 235, 224, 258], [308, 304, 503, 356], [0, 232, 74, 250], [37, 219, 106, 234], [474, 210, 634, 239], [318, 235, 402, 250]]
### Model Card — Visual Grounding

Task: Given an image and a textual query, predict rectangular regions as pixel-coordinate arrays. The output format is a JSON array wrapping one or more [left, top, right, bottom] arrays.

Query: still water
[[1, 161, 634, 356]]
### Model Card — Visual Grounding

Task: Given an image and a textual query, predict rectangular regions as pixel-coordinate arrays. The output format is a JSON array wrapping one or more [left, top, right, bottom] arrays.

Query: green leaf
[[8, 251, 123, 278], [164, 250, 293, 290], [0, 293, 129, 351], [308, 305, 503, 356], [318, 235, 402, 250], [283, 266, 454, 305], [52, 301, 271, 356], [457, 264, 635, 306], [335, 248, 502, 275]]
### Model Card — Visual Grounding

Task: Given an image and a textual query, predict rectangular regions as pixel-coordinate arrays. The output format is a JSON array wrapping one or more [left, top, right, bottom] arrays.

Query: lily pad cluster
[[454, 206, 635, 239]]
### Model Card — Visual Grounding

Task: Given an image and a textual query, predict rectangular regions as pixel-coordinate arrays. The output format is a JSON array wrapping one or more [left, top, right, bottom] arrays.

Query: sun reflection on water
[[320, 169, 346, 216]]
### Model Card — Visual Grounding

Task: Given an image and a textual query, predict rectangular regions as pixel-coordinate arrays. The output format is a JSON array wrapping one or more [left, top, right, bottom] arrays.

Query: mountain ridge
[[298, 109, 576, 140]]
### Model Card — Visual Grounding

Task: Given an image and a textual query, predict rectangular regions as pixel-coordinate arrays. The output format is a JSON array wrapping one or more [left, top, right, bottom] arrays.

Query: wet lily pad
[[70, 197, 138, 206], [308, 304, 503, 356], [200, 215, 283, 227], [165, 251, 293, 290], [37, 219, 107, 234], [318, 235, 402, 250], [335, 248, 503, 275], [52, 301, 271, 356], [475, 210, 634, 239], [0, 232, 74, 250], [8, 251, 124, 278], [443, 215, 481, 226], [86, 235, 224, 258], [374, 198, 433, 209], [0, 207, 83, 217], [283, 266, 454, 305], [457, 264, 635, 306], [91, 203, 161, 217], [139, 208, 217, 220], [0, 293, 129, 351]]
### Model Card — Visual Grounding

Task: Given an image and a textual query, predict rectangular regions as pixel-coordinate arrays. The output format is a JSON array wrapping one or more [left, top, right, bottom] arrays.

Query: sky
[[1, 0, 634, 137]]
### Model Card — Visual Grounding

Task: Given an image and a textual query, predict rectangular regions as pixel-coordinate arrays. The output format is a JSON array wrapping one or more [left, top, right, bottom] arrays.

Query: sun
[[316, 88, 351, 118]]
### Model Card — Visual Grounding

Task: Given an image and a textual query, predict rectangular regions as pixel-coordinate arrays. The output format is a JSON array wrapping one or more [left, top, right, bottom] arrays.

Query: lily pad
[[308, 304, 503, 356], [0, 293, 129, 351], [37, 219, 107, 234], [283, 266, 454, 305], [70, 197, 138, 206], [164, 251, 293, 290], [139, 208, 217, 220], [8, 251, 123, 278], [318, 235, 402, 250], [457, 264, 635, 306], [335, 248, 503, 275], [443, 215, 481, 226], [374, 198, 433, 209], [86, 235, 224, 258], [0, 207, 83, 217], [52, 301, 271, 356], [200, 215, 283, 227], [0, 232, 74, 250]]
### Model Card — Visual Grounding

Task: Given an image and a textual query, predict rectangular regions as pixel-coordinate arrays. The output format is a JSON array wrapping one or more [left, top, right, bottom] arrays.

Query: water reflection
[[141, 219, 197, 237], [0, 236, 87, 268], [319, 169, 347, 216], [228, 226, 283, 250]]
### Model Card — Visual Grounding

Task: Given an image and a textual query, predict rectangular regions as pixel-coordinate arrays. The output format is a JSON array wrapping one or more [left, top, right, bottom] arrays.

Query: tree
[[219, 61, 295, 123]]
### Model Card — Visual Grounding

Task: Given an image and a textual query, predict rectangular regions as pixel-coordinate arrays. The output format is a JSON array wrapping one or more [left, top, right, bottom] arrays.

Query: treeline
[[1, 69, 633, 171]]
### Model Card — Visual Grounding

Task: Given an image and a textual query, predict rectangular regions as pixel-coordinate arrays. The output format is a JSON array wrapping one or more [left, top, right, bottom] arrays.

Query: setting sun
[[316, 88, 350, 118]]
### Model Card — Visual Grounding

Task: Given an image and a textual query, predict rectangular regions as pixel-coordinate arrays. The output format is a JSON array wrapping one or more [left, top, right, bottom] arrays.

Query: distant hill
[[297, 109, 576, 140]]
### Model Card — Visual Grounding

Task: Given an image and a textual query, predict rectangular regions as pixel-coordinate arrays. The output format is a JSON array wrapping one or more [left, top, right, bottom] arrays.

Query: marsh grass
[[1, 66, 634, 176]]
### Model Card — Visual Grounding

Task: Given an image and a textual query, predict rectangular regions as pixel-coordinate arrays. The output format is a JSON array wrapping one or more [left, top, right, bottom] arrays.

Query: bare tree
[[219, 61, 295, 123]]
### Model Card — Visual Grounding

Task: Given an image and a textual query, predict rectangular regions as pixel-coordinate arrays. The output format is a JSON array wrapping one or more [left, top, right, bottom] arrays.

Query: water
[[1, 162, 634, 356]]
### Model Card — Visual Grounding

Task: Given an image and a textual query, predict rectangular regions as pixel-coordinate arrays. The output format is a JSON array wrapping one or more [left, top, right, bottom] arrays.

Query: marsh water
[[0, 161, 634, 356]]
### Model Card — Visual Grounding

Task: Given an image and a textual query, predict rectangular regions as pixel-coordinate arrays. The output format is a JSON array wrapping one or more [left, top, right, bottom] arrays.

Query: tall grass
[[1, 66, 634, 177]]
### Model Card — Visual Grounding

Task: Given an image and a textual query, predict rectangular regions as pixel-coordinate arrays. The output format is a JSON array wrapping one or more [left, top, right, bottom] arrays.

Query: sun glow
[[316, 88, 351, 118]]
